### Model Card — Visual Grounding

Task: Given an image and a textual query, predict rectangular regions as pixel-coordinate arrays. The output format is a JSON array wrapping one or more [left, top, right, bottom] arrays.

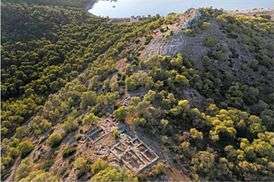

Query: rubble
[[80, 115, 159, 174], [110, 134, 159, 173]]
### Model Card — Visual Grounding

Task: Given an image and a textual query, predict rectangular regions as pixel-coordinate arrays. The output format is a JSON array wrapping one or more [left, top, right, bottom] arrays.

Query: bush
[[174, 74, 189, 86], [80, 91, 97, 109], [203, 36, 218, 47], [47, 131, 64, 148], [15, 126, 30, 138], [83, 113, 99, 125], [113, 106, 127, 121], [133, 117, 147, 126], [62, 117, 78, 134], [63, 146, 76, 158], [74, 156, 88, 177], [126, 71, 153, 91], [112, 127, 120, 139], [91, 159, 109, 175], [42, 159, 54, 171], [74, 157, 88, 171], [178, 100, 190, 110], [30, 117, 51, 136], [15, 159, 31, 181], [18, 170, 59, 182], [190, 128, 203, 140], [18, 140, 34, 158], [191, 151, 216, 177], [201, 22, 210, 30], [150, 162, 166, 176], [145, 35, 153, 45], [91, 166, 137, 182]]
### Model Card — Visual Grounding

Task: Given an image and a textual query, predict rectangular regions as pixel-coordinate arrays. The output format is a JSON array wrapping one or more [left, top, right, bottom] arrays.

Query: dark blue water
[[88, 0, 273, 18]]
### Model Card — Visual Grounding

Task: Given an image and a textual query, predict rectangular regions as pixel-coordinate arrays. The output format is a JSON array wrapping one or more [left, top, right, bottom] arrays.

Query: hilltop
[[1, 1, 274, 181]]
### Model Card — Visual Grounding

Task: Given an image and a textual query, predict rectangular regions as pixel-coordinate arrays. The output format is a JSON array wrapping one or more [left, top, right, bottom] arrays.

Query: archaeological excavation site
[[79, 114, 159, 174]]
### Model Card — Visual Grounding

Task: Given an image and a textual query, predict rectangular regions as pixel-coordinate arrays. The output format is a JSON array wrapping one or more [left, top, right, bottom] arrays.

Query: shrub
[[83, 113, 99, 125], [175, 74, 189, 86], [91, 159, 109, 175], [63, 146, 76, 158], [47, 131, 64, 148], [15, 126, 30, 138], [201, 22, 210, 30], [42, 159, 54, 171], [18, 140, 34, 158], [74, 156, 88, 178], [18, 170, 59, 182], [190, 128, 203, 140], [62, 117, 78, 134], [178, 100, 190, 110], [203, 36, 218, 47], [15, 159, 31, 181], [91, 166, 137, 182], [74, 157, 88, 171], [212, 50, 227, 61], [160, 119, 169, 127], [191, 151, 216, 177], [30, 117, 51, 136], [183, 28, 194, 36], [150, 162, 166, 176], [112, 127, 120, 139], [113, 106, 127, 121], [145, 35, 153, 45], [80, 91, 97, 109], [133, 117, 147, 126], [125, 71, 153, 91]]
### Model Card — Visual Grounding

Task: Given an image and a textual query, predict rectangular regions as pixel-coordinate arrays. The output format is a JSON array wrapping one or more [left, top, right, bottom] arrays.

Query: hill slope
[[1, 2, 274, 182]]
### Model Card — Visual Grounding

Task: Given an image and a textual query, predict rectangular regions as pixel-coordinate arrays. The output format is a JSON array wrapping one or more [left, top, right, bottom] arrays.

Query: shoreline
[[86, 0, 274, 19], [84, 0, 98, 10], [88, 6, 274, 21]]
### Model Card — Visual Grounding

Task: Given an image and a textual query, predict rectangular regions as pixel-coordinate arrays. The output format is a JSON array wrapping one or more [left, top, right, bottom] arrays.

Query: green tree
[[178, 99, 190, 110], [174, 74, 189, 86], [191, 151, 216, 178], [113, 106, 127, 121], [80, 91, 97, 109]]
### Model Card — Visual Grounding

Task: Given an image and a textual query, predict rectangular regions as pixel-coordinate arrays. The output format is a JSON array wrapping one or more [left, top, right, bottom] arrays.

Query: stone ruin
[[110, 134, 159, 174], [82, 116, 117, 144], [81, 114, 159, 174]]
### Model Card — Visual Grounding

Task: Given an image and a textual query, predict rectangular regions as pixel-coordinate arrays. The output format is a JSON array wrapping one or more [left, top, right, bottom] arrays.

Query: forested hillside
[[1, 2, 165, 180], [1, 1, 274, 182]]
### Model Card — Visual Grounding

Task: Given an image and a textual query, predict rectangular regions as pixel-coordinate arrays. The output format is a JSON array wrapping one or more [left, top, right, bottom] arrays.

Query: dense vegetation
[[1, 3, 162, 139], [193, 9, 274, 130], [1, 2, 165, 180], [1, 1, 274, 181], [120, 53, 274, 180]]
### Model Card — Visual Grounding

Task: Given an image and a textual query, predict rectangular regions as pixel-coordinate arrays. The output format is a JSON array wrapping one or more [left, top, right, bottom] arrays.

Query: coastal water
[[88, 0, 273, 18]]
